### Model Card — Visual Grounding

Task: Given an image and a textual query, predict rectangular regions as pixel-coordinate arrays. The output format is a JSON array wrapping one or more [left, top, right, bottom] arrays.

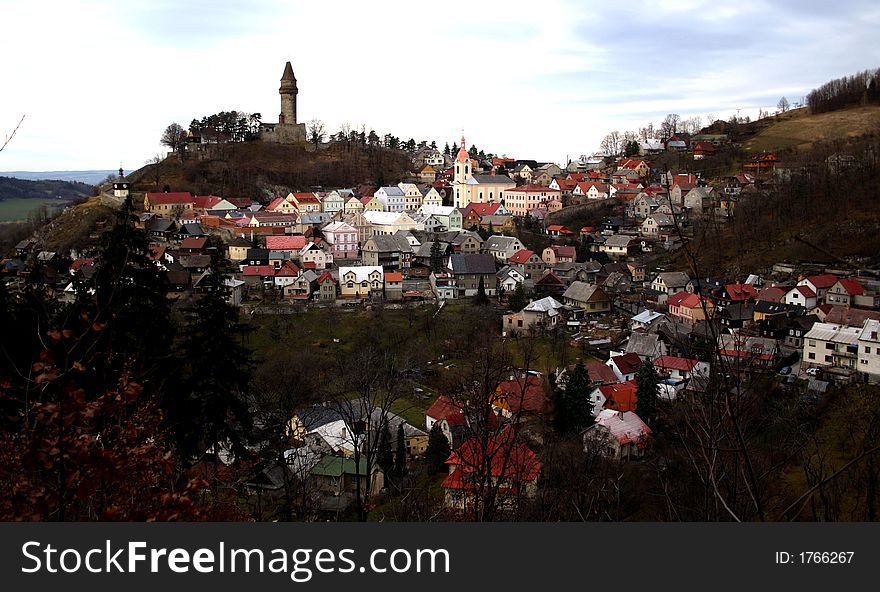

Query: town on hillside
[[3, 64, 880, 522]]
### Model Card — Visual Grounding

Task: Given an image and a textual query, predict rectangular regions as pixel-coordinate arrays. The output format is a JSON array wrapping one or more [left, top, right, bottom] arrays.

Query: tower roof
[[281, 61, 296, 81], [456, 133, 470, 163]]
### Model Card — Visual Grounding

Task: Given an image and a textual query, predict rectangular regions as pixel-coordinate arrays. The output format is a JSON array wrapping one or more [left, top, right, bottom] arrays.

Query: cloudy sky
[[0, 0, 878, 172]]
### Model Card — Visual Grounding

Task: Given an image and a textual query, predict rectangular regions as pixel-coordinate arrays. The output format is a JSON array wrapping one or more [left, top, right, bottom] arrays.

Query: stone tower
[[113, 166, 129, 199], [279, 61, 298, 125]]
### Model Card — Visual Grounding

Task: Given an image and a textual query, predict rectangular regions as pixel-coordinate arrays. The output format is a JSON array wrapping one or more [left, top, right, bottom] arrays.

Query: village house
[[667, 291, 715, 326], [541, 245, 576, 266], [321, 220, 359, 260], [316, 270, 338, 301], [508, 249, 546, 279], [606, 352, 643, 382], [858, 319, 880, 383], [448, 253, 498, 297], [600, 234, 638, 259], [361, 234, 413, 271], [397, 182, 425, 212], [651, 272, 693, 296], [339, 266, 384, 298], [561, 281, 611, 314], [802, 322, 862, 371], [502, 184, 561, 217], [654, 356, 710, 382], [582, 410, 652, 461], [825, 278, 865, 307], [503, 296, 566, 336], [485, 235, 526, 262], [144, 191, 195, 215]]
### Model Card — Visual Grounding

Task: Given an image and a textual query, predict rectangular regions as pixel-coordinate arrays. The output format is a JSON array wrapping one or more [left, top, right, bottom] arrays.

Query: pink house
[[322, 221, 359, 260]]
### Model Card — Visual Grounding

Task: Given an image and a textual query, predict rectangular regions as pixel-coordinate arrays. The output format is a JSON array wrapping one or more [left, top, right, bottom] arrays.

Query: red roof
[[146, 191, 193, 205], [493, 374, 546, 415], [551, 245, 576, 259], [508, 249, 536, 265], [554, 179, 577, 190], [265, 235, 307, 251], [71, 258, 94, 270], [546, 225, 569, 232], [600, 381, 638, 413], [317, 271, 337, 284], [609, 353, 642, 376], [426, 395, 465, 425], [192, 195, 223, 209], [292, 192, 320, 204], [668, 291, 706, 310], [466, 203, 501, 216], [692, 141, 716, 153], [180, 236, 208, 250], [505, 184, 560, 193], [385, 271, 403, 282], [266, 197, 288, 210], [835, 278, 864, 296], [654, 356, 699, 373], [443, 427, 541, 489], [804, 274, 838, 289], [242, 265, 276, 277], [725, 283, 758, 301], [275, 261, 300, 277], [585, 362, 618, 385], [756, 286, 786, 302]]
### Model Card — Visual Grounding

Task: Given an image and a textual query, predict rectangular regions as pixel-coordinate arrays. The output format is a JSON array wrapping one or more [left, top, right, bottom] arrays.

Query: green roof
[[310, 455, 369, 477]]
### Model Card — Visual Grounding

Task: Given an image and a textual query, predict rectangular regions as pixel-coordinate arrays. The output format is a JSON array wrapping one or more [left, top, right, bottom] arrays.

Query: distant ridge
[[0, 170, 114, 185]]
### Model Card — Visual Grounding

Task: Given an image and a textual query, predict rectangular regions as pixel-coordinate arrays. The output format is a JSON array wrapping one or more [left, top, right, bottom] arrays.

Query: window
[[809, 340, 816, 347], [808, 352, 815, 360], [825, 355, 833, 363], [826, 343, 835, 350], [867, 347, 873, 354]]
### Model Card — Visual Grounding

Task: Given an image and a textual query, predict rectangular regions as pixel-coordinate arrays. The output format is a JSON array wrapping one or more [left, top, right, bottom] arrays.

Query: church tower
[[279, 61, 298, 125], [113, 166, 129, 199], [453, 133, 472, 208]]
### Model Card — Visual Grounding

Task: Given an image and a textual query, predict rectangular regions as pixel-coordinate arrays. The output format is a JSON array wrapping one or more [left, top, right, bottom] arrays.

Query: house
[[316, 270, 338, 301], [553, 261, 602, 286], [651, 272, 692, 296], [497, 265, 527, 293], [546, 224, 574, 238], [797, 274, 840, 300], [502, 184, 561, 217], [300, 242, 332, 270], [310, 456, 384, 499], [572, 182, 609, 201], [443, 428, 541, 513], [265, 234, 308, 254], [344, 195, 365, 214], [825, 278, 865, 307], [802, 322, 862, 370], [289, 192, 322, 213], [320, 190, 347, 216], [692, 141, 716, 159], [561, 282, 611, 314], [485, 235, 526, 262], [384, 271, 404, 300], [508, 249, 545, 279], [600, 234, 638, 259], [360, 195, 384, 212], [582, 409, 651, 461], [241, 265, 276, 289], [491, 372, 547, 418], [339, 266, 384, 298], [419, 164, 437, 183], [273, 260, 300, 288], [857, 319, 880, 383], [143, 191, 194, 215], [667, 291, 715, 326], [414, 205, 463, 231], [397, 182, 425, 212], [362, 235, 413, 271], [784, 285, 818, 310], [631, 310, 666, 332], [321, 220, 359, 260], [503, 296, 566, 336], [541, 245, 576, 266], [592, 381, 639, 415], [448, 253, 498, 296], [654, 356, 710, 381], [718, 334, 779, 369], [625, 332, 668, 362], [640, 213, 676, 237], [617, 159, 650, 177], [533, 270, 567, 298], [363, 211, 423, 236], [606, 353, 643, 382]]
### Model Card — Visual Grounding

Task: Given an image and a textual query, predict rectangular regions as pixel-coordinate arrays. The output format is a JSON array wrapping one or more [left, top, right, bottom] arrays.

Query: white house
[[858, 319, 880, 383], [803, 322, 861, 370], [784, 285, 818, 310], [375, 186, 406, 212]]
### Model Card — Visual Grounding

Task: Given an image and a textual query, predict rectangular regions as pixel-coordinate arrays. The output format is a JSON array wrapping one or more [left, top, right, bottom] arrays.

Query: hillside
[[0, 175, 94, 202], [126, 140, 413, 200], [0, 170, 117, 185], [742, 105, 880, 153]]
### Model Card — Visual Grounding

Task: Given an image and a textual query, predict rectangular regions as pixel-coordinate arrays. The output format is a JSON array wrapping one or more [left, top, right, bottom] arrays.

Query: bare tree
[[599, 130, 622, 156], [660, 113, 682, 140], [160, 122, 187, 152], [307, 118, 326, 148], [0, 114, 25, 153], [777, 96, 790, 113]]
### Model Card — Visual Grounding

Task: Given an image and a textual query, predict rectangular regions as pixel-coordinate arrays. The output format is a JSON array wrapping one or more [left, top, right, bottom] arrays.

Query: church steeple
[[279, 61, 298, 125], [455, 132, 469, 163]]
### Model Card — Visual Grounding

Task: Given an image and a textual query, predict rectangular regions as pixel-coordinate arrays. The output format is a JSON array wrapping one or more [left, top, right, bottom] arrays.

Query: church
[[260, 61, 307, 144], [452, 134, 516, 208]]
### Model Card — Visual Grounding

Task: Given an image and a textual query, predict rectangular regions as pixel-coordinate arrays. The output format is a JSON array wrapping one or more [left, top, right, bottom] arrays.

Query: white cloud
[[0, 0, 877, 172]]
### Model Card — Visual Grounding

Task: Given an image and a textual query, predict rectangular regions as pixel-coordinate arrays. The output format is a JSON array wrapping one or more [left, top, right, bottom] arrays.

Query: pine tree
[[425, 423, 451, 472], [554, 361, 593, 435], [377, 424, 394, 475], [394, 423, 407, 477], [451, 142, 459, 156], [443, 142, 450, 156], [430, 237, 444, 274], [509, 282, 527, 311], [475, 275, 489, 306], [174, 247, 254, 459], [635, 362, 660, 425]]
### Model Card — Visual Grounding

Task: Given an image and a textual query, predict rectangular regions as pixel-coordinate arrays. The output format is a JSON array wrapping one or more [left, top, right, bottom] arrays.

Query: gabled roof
[[339, 265, 383, 283], [376, 186, 405, 197], [654, 271, 691, 288], [609, 353, 643, 376], [449, 253, 496, 275], [834, 278, 865, 296], [242, 265, 276, 277], [467, 174, 515, 185], [802, 274, 839, 289], [509, 249, 536, 265], [426, 395, 466, 425], [599, 381, 639, 413], [585, 362, 618, 385], [654, 356, 699, 372], [493, 374, 546, 415], [562, 281, 607, 304], [593, 409, 651, 446], [385, 271, 403, 282], [523, 296, 564, 313], [146, 191, 193, 205], [725, 283, 758, 301], [443, 428, 540, 489]]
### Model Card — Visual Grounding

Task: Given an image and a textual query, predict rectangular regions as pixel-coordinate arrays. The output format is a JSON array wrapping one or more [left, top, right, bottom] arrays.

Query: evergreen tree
[[377, 424, 394, 475], [635, 362, 660, 425], [429, 237, 444, 274], [475, 275, 489, 306], [425, 423, 451, 473], [487, 221, 495, 235], [469, 144, 478, 158], [451, 142, 459, 156], [430, 140, 437, 149], [394, 423, 407, 477], [553, 361, 594, 435], [509, 282, 527, 311], [174, 247, 253, 459], [443, 142, 450, 156]]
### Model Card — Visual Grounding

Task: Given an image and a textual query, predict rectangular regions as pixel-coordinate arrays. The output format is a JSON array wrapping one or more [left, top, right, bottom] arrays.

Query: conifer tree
[[429, 237, 444, 274], [394, 423, 407, 477], [554, 361, 593, 435], [509, 282, 528, 312], [635, 362, 660, 425], [475, 275, 489, 306], [378, 424, 394, 475], [425, 423, 451, 472]]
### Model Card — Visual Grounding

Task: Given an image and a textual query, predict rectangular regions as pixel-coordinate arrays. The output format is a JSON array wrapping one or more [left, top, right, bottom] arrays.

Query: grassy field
[[0, 197, 70, 222], [744, 105, 880, 153]]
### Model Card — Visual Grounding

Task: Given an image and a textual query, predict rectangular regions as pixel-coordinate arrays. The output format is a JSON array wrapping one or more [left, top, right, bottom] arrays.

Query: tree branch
[[0, 115, 25, 153]]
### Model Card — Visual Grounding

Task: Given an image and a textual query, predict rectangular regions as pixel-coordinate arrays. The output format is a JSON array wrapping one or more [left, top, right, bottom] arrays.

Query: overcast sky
[[1, 0, 878, 172]]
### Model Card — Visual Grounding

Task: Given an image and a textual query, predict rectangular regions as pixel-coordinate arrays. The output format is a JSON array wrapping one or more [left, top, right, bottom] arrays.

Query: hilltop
[[0, 175, 94, 202], [125, 140, 413, 200], [741, 104, 880, 153]]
